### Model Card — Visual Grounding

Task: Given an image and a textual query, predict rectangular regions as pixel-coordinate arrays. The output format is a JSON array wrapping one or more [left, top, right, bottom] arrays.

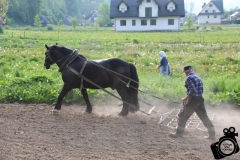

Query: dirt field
[[0, 102, 240, 160]]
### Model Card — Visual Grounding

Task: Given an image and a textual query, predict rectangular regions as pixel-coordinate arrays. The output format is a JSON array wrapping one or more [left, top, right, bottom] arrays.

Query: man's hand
[[182, 96, 190, 105]]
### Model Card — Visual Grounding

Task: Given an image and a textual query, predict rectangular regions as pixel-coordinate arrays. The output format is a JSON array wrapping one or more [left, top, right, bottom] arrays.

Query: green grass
[[0, 25, 239, 106]]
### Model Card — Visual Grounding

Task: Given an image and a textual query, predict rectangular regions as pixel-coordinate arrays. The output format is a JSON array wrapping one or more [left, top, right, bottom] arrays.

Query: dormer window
[[119, 2, 127, 13], [209, 4, 212, 7], [167, 1, 176, 12]]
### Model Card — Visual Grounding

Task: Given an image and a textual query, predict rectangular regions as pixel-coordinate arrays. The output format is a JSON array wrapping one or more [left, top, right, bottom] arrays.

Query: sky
[[184, 0, 240, 14]]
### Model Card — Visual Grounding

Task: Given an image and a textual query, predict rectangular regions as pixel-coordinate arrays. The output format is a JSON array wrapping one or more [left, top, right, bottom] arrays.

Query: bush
[[133, 39, 139, 44], [0, 27, 3, 34], [47, 25, 54, 31]]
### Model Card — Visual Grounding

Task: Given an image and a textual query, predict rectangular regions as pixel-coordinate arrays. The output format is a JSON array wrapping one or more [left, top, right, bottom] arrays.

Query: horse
[[44, 44, 139, 116]]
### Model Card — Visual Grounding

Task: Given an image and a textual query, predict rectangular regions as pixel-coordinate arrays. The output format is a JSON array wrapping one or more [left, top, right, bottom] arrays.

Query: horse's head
[[44, 44, 54, 69]]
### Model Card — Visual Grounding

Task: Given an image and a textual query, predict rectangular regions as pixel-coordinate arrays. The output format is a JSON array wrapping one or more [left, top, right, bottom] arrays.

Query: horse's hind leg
[[81, 89, 92, 113], [116, 87, 130, 116], [54, 83, 72, 110]]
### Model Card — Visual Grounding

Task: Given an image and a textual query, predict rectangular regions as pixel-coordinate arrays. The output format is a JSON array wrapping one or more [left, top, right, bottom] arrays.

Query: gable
[[119, 1, 128, 13], [166, 1, 176, 12], [198, 0, 223, 15]]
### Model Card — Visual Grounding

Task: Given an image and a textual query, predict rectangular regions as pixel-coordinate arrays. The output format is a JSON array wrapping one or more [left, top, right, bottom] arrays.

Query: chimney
[[202, 3, 206, 8]]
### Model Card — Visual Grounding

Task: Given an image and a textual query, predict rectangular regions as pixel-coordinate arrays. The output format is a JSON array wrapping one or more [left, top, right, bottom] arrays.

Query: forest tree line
[[0, 0, 111, 26]]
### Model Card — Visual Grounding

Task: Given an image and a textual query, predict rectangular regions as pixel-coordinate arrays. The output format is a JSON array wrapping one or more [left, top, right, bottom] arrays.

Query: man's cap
[[183, 65, 192, 71]]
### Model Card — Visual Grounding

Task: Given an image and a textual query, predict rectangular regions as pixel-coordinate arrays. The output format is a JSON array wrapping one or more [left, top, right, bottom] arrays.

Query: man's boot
[[204, 127, 216, 140], [169, 127, 184, 138]]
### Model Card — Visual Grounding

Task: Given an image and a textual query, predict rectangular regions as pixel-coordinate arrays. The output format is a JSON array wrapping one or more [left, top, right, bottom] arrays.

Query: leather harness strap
[[59, 50, 78, 72], [66, 60, 88, 90]]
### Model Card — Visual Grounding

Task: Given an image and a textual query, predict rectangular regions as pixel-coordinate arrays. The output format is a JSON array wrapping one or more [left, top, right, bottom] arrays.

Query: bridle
[[44, 49, 73, 67], [45, 48, 79, 73]]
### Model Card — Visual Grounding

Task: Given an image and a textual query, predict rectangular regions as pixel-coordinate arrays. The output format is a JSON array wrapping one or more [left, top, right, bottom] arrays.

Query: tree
[[0, 0, 9, 24], [64, 0, 81, 19], [26, 0, 42, 25], [186, 16, 194, 30], [34, 14, 42, 28], [71, 17, 77, 30], [189, 2, 194, 14], [97, 2, 111, 26], [41, 0, 66, 24], [57, 19, 63, 40]]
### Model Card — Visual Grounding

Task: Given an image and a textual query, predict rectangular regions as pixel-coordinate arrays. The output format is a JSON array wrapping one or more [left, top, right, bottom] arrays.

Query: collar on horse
[[58, 49, 79, 72]]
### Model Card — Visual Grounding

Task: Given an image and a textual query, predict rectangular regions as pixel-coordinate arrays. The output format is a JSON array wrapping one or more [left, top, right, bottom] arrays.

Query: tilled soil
[[0, 103, 240, 160]]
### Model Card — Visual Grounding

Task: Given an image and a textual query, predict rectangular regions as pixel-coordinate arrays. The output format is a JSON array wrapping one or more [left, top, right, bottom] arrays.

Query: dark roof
[[211, 0, 224, 13], [110, 0, 185, 18], [40, 15, 50, 24]]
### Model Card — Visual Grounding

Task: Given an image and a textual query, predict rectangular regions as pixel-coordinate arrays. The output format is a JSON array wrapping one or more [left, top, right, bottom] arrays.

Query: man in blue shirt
[[169, 66, 216, 140]]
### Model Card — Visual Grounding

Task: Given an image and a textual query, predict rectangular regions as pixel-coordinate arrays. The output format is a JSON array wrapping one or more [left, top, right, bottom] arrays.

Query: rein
[[45, 50, 73, 67]]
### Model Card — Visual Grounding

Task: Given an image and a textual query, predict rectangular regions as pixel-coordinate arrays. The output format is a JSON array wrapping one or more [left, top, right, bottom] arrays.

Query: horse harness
[[52, 50, 143, 112], [56, 49, 88, 91], [47, 49, 172, 115]]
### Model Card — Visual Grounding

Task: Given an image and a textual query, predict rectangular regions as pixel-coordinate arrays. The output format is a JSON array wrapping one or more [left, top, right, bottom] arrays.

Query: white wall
[[198, 15, 221, 24], [115, 17, 180, 31]]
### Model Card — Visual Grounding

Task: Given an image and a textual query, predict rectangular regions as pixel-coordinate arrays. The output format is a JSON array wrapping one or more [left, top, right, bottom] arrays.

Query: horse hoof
[[85, 109, 92, 113], [118, 112, 127, 117], [51, 109, 60, 114]]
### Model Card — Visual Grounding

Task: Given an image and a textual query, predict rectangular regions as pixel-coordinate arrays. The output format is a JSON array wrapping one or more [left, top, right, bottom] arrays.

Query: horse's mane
[[51, 45, 87, 59]]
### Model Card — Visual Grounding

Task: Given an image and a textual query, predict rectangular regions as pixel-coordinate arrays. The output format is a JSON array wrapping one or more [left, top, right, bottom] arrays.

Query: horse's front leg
[[54, 83, 72, 111], [81, 88, 92, 113]]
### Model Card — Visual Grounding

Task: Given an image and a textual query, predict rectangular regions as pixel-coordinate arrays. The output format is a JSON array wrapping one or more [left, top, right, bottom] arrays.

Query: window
[[206, 21, 208, 24], [120, 20, 126, 26], [121, 8, 125, 13], [208, 15, 209, 18], [132, 20, 136, 26], [169, 7, 173, 12], [141, 20, 147, 26], [150, 19, 156, 25], [205, 10, 208, 13], [168, 19, 174, 25], [145, 7, 152, 17], [147, 0, 151, 2], [214, 15, 217, 18], [213, 10, 215, 13], [209, 4, 212, 7]]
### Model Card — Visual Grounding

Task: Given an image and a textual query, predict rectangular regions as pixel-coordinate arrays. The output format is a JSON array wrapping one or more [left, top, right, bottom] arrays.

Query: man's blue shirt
[[185, 72, 203, 96]]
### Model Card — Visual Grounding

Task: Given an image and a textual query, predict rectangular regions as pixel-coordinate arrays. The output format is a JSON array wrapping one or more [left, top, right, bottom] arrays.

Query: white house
[[198, 0, 224, 25], [110, 0, 185, 32]]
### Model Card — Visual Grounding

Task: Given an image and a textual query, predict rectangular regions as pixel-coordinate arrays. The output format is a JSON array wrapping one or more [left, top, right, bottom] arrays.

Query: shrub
[[133, 39, 139, 44], [47, 25, 54, 31], [0, 27, 3, 34]]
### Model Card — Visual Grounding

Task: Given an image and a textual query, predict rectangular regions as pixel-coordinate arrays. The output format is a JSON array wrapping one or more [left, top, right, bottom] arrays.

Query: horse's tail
[[128, 63, 139, 112]]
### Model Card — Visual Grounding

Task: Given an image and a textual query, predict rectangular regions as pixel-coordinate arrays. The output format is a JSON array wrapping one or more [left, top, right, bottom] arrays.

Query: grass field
[[0, 24, 239, 106]]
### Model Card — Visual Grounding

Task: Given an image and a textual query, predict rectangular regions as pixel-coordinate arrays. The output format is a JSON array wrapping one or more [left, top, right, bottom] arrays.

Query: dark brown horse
[[44, 44, 139, 116]]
